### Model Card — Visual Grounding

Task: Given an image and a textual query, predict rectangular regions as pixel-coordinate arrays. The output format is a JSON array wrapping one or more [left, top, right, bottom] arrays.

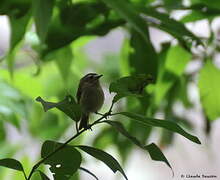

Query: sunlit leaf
[[41, 141, 82, 180], [36, 95, 81, 122], [165, 46, 191, 76], [0, 158, 23, 171], [198, 60, 220, 121], [109, 74, 153, 102], [119, 112, 201, 144], [76, 145, 128, 180]]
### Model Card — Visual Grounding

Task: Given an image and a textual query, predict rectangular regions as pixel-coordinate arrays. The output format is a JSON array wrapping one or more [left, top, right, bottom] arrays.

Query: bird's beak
[[95, 74, 103, 79]]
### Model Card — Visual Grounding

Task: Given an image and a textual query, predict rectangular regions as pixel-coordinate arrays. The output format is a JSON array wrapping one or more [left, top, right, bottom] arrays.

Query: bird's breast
[[80, 86, 104, 113]]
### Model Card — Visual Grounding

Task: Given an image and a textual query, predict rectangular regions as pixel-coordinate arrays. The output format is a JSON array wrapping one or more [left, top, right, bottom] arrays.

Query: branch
[[27, 103, 115, 180]]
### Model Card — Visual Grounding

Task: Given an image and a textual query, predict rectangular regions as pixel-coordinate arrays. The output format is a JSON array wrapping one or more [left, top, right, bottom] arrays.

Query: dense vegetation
[[0, 0, 220, 179]]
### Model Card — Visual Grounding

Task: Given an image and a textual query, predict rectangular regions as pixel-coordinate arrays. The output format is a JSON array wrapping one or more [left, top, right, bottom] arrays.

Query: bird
[[76, 73, 104, 130]]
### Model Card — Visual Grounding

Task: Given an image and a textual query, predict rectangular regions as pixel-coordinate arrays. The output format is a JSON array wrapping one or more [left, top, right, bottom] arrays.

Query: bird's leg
[[86, 124, 93, 131], [75, 121, 79, 133], [95, 112, 104, 116], [95, 111, 110, 119]]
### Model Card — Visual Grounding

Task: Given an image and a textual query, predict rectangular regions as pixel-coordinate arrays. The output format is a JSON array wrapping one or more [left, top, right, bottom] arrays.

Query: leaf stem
[[23, 170, 28, 180], [27, 103, 115, 180]]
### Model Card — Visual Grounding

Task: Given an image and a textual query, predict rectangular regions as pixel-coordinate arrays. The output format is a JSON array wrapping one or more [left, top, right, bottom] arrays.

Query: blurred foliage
[[0, 0, 220, 179]]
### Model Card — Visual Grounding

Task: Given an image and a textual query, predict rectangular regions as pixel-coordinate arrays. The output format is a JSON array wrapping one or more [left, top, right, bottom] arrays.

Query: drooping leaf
[[101, 0, 150, 43], [7, 8, 31, 75], [109, 74, 153, 102], [104, 120, 173, 173], [36, 95, 81, 122], [198, 60, 220, 121], [76, 145, 128, 180], [39, 170, 50, 180], [0, 158, 23, 171], [104, 120, 142, 147], [119, 112, 201, 144], [144, 143, 174, 176], [41, 141, 82, 180], [54, 46, 73, 81], [32, 0, 55, 42], [79, 167, 99, 180]]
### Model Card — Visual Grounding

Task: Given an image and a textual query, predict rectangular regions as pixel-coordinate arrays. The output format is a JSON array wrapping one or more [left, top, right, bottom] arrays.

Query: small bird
[[77, 73, 104, 130]]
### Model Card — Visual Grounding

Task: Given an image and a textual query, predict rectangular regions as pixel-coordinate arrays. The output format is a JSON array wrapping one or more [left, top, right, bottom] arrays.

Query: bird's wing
[[76, 82, 82, 103]]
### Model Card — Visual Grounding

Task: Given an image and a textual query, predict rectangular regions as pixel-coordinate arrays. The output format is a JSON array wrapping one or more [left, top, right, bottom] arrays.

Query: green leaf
[[165, 46, 191, 77], [36, 95, 81, 122], [144, 143, 174, 176], [41, 141, 82, 180], [139, 7, 203, 49], [76, 145, 128, 180], [109, 74, 153, 102], [39, 170, 50, 180], [104, 121, 173, 174], [154, 45, 191, 105], [198, 60, 220, 121], [42, 1, 124, 55], [54, 47, 73, 81], [7, 8, 31, 75], [0, 158, 23, 171], [119, 112, 201, 144], [129, 30, 158, 78], [79, 167, 99, 180], [100, 0, 150, 43], [32, 0, 55, 42]]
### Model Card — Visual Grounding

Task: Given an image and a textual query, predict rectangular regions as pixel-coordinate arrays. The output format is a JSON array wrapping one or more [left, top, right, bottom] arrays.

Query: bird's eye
[[89, 76, 94, 79]]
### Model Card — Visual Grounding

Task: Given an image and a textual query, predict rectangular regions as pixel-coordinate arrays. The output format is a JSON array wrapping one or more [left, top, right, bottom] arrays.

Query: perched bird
[[77, 73, 104, 130]]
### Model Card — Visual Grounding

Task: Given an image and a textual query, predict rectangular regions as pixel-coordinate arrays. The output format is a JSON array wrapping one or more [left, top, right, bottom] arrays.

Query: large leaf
[[42, 1, 124, 55], [129, 30, 158, 78], [104, 120, 173, 174], [100, 0, 150, 43], [120, 112, 201, 144], [76, 145, 128, 180], [41, 141, 82, 180], [36, 95, 81, 122], [0, 158, 23, 171], [109, 74, 153, 102], [32, 0, 55, 42], [198, 60, 220, 121]]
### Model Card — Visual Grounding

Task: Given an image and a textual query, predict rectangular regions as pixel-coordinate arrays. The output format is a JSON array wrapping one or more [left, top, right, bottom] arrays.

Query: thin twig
[[27, 103, 115, 180]]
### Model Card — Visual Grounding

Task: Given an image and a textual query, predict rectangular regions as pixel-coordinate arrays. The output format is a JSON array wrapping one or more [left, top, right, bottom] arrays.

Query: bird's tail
[[79, 113, 89, 130]]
